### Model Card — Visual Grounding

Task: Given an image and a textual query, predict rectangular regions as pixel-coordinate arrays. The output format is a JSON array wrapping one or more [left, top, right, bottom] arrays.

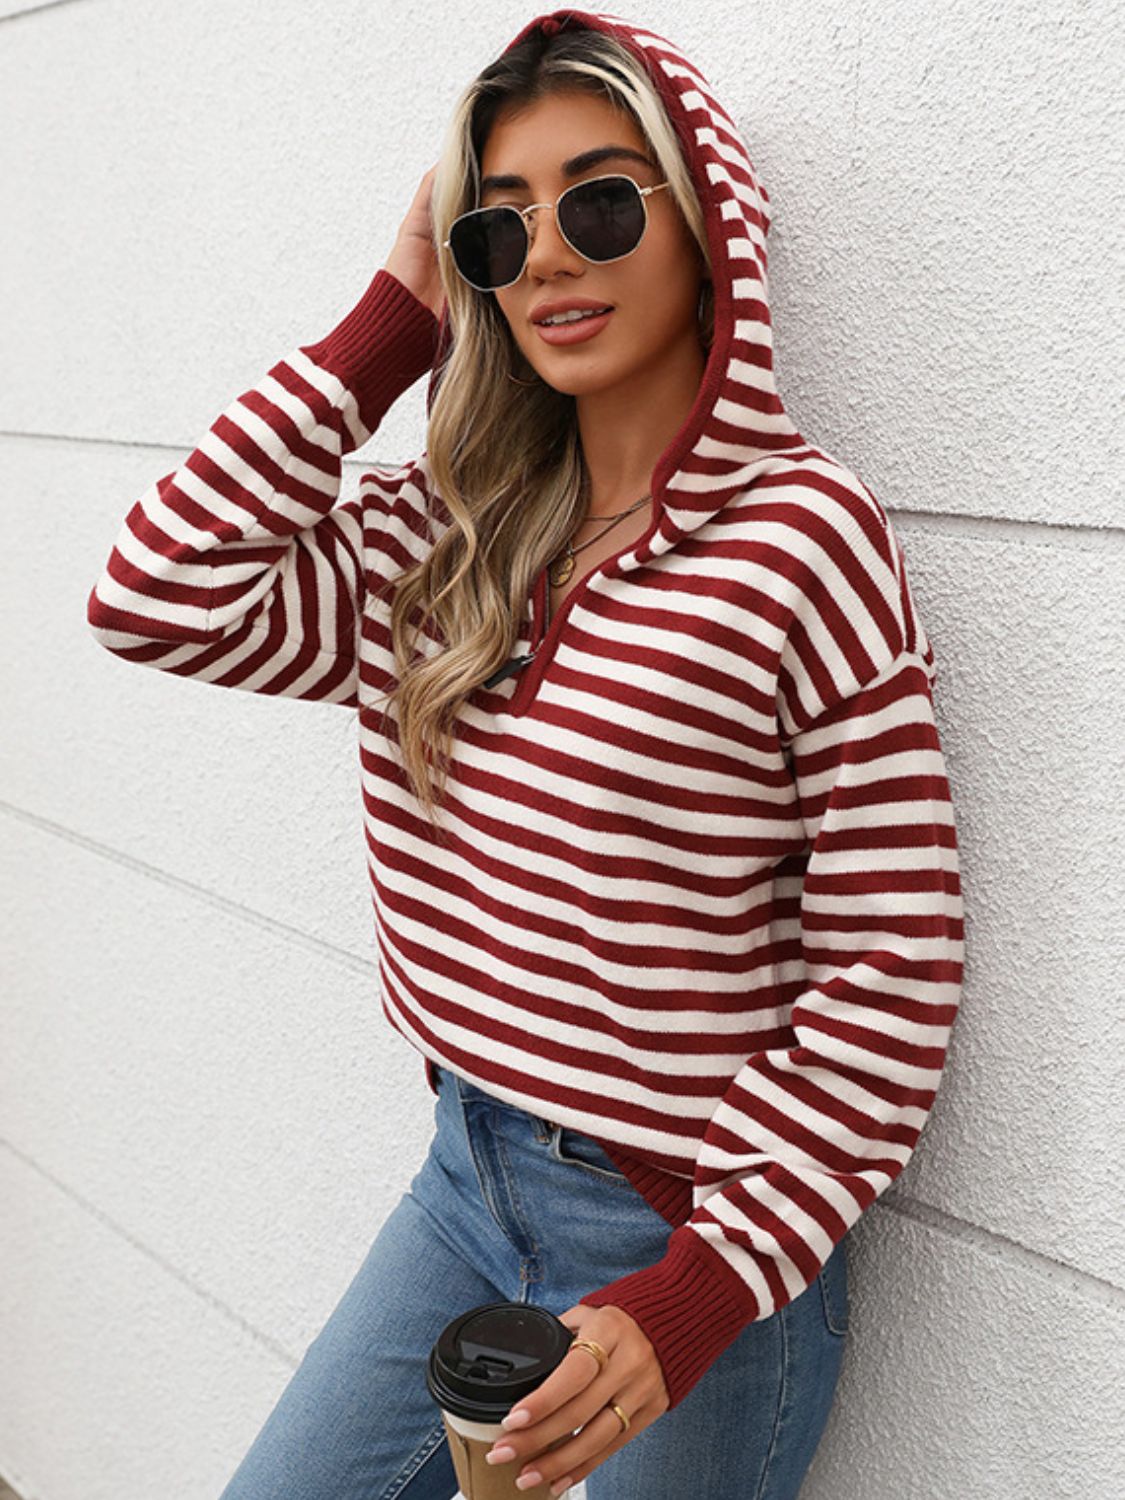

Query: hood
[[426, 7, 806, 552]]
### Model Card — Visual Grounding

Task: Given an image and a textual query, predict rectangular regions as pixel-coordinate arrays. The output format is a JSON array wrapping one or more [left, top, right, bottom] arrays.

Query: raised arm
[[85, 269, 439, 706], [86, 167, 446, 706]]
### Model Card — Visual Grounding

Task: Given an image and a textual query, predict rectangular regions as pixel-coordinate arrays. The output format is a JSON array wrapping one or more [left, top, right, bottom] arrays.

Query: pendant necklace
[[548, 491, 652, 586]]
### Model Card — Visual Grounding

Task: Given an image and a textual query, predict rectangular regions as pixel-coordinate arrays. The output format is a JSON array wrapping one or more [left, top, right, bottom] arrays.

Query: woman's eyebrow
[[479, 144, 656, 196]]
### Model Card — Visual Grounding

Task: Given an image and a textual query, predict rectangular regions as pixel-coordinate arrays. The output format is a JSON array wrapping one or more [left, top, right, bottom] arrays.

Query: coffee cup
[[426, 1300, 578, 1498]]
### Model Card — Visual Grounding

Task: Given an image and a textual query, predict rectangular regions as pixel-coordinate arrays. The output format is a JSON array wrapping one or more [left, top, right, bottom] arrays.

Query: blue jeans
[[218, 1063, 849, 1499]]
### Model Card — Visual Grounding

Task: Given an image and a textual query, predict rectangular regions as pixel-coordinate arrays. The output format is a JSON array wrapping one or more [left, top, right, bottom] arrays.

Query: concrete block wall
[[2, 2, 1122, 1496]]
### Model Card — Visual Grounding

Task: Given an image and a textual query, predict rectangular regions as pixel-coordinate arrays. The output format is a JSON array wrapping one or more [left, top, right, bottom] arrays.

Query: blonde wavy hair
[[374, 22, 714, 835]]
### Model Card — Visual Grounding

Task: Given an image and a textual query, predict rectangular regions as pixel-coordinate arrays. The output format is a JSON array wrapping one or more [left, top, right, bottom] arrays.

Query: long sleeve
[[86, 269, 439, 705], [580, 507, 965, 1410]]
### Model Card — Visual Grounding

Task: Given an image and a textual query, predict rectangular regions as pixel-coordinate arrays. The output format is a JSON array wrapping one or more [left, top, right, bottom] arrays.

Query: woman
[[88, 10, 964, 1498]]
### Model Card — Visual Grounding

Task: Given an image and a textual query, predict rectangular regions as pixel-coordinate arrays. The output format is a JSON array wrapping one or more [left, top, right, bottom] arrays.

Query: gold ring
[[568, 1337, 609, 1373], [608, 1400, 630, 1434]]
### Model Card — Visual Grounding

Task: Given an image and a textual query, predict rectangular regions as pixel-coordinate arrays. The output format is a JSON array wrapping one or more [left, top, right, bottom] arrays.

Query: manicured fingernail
[[551, 1480, 573, 1496], [485, 1445, 515, 1464], [516, 1474, 542, 1492], [503, 1407, 531, 1429]]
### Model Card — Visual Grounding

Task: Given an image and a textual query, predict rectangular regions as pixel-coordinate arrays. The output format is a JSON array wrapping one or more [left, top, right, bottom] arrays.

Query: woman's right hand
[[383, 163, 446, 323]]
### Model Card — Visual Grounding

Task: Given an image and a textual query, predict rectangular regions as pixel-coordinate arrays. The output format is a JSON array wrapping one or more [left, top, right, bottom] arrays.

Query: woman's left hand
[[484, 1302, 670, 1495]]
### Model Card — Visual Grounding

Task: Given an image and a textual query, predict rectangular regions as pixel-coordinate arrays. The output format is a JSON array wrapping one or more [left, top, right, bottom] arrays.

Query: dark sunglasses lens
[[559, 177, 646, 262], [449, 206, 526, 289]]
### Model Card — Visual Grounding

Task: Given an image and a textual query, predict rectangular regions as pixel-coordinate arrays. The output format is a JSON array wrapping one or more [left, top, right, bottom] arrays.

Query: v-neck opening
[[505, 501, 664, 716]]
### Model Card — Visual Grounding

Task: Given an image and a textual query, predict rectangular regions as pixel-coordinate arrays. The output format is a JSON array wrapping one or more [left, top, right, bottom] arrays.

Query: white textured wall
[[2, 2, 1123, 1497]]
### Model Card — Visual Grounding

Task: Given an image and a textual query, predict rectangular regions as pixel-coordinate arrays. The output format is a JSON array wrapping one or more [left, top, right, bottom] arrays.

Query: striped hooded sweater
[[87, 8, 965, 1411]]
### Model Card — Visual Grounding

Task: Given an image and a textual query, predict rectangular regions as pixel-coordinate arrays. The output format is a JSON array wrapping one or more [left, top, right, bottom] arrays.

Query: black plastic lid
[[426, 1301, 575, 1422]]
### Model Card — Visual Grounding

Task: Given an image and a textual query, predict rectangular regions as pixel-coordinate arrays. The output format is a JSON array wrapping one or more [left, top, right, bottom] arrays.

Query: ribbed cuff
[[300, 268, 441, 432], [578, 1225, 761, 1409]]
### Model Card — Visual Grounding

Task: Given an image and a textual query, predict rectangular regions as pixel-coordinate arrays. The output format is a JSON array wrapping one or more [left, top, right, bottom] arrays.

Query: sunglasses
[[442, 172, 671, 292]]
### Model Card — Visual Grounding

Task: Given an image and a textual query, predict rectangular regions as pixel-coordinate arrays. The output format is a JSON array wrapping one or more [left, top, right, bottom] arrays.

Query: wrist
[[299, 267, 441, 430], [382, 246, 444, 321]]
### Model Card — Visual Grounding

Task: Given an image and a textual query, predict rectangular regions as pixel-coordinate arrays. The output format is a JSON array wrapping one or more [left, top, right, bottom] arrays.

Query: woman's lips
[[532, 309, 614, 345]]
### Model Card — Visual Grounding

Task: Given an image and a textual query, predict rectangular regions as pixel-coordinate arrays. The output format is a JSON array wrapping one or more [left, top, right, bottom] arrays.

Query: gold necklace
[[548, 492, 652, 586]]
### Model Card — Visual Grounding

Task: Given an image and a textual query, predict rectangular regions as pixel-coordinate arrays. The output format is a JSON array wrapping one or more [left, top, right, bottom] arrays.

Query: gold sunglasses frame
[[441, 172, 671, 291]]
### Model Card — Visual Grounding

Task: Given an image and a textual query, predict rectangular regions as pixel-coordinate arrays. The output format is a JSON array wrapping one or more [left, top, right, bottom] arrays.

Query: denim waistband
[[436, 1063, 557, 1127]]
